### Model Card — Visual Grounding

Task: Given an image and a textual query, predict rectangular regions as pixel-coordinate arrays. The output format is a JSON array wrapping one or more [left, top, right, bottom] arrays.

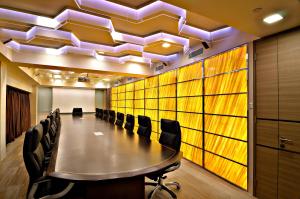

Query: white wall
[[52, 87, 95, 113]]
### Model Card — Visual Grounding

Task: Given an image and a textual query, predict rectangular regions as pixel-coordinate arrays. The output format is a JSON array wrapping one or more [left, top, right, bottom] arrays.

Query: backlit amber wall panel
[[177, 62, 204, 167], [111, 87, 118, 112], [205, 152, 247, 189], [145, 76, 159, 140], [204, 45, 248, 189], [204, 45, 247, 77], [109, 45, 248, 190], [178, 62, 202, 82], [134, 80, 145, 121]]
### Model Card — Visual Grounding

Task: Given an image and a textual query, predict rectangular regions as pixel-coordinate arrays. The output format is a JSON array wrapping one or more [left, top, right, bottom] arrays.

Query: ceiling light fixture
[[162, 42, 171, 48], [53, 74, 62, 79], [263, 13, 283, 24], [102, 78, 110, 81], [50, 70, 61, 74]]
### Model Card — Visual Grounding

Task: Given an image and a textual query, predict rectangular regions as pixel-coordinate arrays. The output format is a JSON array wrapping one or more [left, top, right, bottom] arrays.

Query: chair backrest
[[23, 124, 45, 184], [137, 115, 152, 139], [159, 119, 181, 151], [115, 112, 124, 127], [72, 108, 83, 116], [108, 110, 116, 124], [124, 114, 135, 131], [103, 110, 108, 120], [40, 119, 52, 152]]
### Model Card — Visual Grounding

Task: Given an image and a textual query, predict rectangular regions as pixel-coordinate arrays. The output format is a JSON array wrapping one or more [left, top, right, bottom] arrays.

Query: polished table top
[[47, 114, 181, 181]]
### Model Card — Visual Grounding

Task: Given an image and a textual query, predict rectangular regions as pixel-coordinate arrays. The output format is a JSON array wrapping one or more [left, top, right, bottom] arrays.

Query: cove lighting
[[162, 42, 171, 48], [50, 70, 61, 74], [263, 13, 283, 24]]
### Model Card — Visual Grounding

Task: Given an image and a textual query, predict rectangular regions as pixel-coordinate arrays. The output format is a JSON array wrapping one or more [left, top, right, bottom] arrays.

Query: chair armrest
[[28, 176, 74, 199], [165, 161, 181, 172]]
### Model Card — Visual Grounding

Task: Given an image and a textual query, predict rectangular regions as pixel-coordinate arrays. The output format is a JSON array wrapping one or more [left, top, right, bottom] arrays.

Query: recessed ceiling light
[[98, 51, 105, 54], [263, 13, 283, 24], [102, 78, 110, 81], [162, 42, 171, 48], [50, 70, 61, 74], [53, 74, 62, 79]]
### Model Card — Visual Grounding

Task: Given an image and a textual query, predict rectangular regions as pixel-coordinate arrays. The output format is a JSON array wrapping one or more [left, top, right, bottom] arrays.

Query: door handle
[[279, 137, 293, 144]]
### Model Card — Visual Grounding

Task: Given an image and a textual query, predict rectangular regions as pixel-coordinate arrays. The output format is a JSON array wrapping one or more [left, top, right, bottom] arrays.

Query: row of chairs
[[23, 108, 75, 199], [98, 109, 182, 199]]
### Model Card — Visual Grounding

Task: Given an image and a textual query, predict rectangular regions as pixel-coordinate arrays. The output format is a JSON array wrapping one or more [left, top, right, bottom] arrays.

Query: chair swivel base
[[146, 176, 180, 199]]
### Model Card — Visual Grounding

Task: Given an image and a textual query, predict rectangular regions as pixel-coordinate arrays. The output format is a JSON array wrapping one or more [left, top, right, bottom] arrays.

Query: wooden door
[[278, 151, 300, 199], [256, 146, 278, 199], [278, 30, 300, 121]]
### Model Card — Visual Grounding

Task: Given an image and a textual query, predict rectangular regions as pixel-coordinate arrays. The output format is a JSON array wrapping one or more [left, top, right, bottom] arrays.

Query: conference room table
[[47, 114, 182, 199]]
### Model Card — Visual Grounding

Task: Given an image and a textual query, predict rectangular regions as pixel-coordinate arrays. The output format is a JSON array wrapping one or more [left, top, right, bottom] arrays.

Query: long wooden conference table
[[47, 114, 182, 199]]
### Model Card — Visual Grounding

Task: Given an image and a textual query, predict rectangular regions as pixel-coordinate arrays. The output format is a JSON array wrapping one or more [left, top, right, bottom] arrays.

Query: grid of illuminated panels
[[111, 87, 118, 112], [117, 85, 126, 115], [203, 45, 248, 190], [109, 45, 248, 190], [158, 70, 177, 140], [125, 83, 134, 116], [134, 80, 145, 132], [145, 76, 159, 141], [177, 62, 203, 166]]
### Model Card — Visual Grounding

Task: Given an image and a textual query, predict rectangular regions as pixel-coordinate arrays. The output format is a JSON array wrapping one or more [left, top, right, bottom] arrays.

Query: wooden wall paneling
[[255, 37, 279, 119], [279, 122, 300, 153], [278, 30, 300, 121], [255, 146, 278, 199], [256, 119, 279, 148], [278, 151, 300, 199]]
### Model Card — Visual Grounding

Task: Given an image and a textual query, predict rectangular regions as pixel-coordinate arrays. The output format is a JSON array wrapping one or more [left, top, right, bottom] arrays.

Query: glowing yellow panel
[[159, 98, 176, 111], [111, 93, 118, 101], [126, 108, 133, 115], [145, 109, 158, 121], [150, 132, 159, 141], [177, 112, 202, 130], [111, 101, 117, 107], [118, 85, 126, 93], [205, 94, 247, 117], [205, 70, 248, 95], [134, 90, 144, 99], [134, 109, 144, 117], [178, 62, 202, 82], [181, 143, 202, 166], [159, 84, 176, 98], [205, 134, 247, 165], [177, 97, 202, 113], [204, 45, 247, 77], [145, 76, 158, 88], [118, 107, 125, 114], [145, 87, 158, 98], [181, 127, 202, 148], [126, 99, 133, 108], [112, 87, 118, 94], [118, 100, 125, 107], [152, 121, 159, 132], [135, 80, 145, 90], [159, 70, 176, 85], [126, 91, 134, 99], [135, 99, 144, 109], [126, 83, 134, 91], [159, 111, 176, 121], [145, 99, 158, 109], [177, 80, 202, 96], [205, 115, 247, 141], [118, 92, 125, 100], [205, 152, 247, 190]]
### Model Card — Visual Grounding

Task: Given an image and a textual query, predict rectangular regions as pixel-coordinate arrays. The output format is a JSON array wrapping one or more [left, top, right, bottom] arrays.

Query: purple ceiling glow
[[0, 1, 235, 64]]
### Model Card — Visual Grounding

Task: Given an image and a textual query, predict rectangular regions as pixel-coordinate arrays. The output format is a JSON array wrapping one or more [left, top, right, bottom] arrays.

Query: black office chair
[[99, 109, 104, 119], [115, 112, 125, 127], [124, 114, 135, 132], [72, 108, 83, 116], [146, 119, 182, 199], [40, 119, 54, 157], [108, 110, 116, 124], [137, 115, 152, 139], [95, 108, 99, 117], [103, 110, 109, 121], [23, 125, 74, 199]]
